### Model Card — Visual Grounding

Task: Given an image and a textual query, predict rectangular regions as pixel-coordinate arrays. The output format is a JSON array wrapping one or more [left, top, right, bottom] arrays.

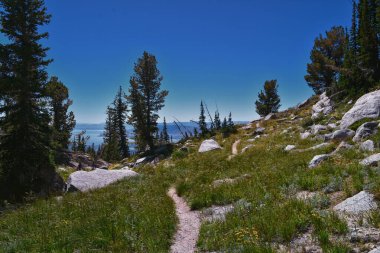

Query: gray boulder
[[198, 139, 222, 153], [360, 153, 380, 166], [360, 140, 375, 152], [369, 248, 380, 253], [254, 127, 265, 135], [340, 89, 380, 129], [312, 92, 333, 119], [309, 154, 330, 168], [66, 169, 139, 192], [333, 191, 378, 214], [353, 121, 379, 142], [326, 129, 355, 141]]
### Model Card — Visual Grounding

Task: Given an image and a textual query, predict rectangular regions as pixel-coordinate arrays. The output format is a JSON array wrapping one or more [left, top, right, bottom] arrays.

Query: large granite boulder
[[312, 92, 333, 119], [333, 191, 378, 214], [66, 169, 139, 192], [352, 121, 379, 142], [360, 153, 380, 166], [340, 90, 380, 129], [198, 139, 222, 153]]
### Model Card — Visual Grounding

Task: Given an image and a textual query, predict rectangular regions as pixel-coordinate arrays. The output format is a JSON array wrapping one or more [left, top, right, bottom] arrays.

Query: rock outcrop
[[66, 169, 139, 192], [353, 122, 379, 142], [198, 139, 222, 153], [325, 129, 355, 141], [360, 140, 375, 152], [309, 154, 330, 168], [360, 153, 380, 166], [333, 191, 377, 214], [312, 92, 333, 119], [340, 90, 380, 129]]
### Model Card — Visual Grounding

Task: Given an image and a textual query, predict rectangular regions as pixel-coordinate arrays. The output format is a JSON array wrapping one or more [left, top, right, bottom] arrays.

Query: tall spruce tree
[[46, 76, 76, 162], [199, 101, 208, 136], [113, 86, 129, 158], [214, 110, 221, 130], [255, 80, 281, 117], [103, 106, 120, 162], [0, 0, 57, 200], [162, 117, 169, 144], [127, 51, 168, 152], [305, 26, 347, 94]]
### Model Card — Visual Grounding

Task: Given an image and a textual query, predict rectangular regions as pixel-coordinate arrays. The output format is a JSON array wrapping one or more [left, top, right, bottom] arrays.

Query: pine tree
[[305, 26, 347, 94], [113, 86, 129, 158], [0, 0, 58, 200], [193, 128, 199, 138], [46, 76, 76, 162], [214, 110, 221, 130], [162, 117, 169, 144], [127, 51, 168, 152], [103, 106, 120, 162], [255, 80, 281, 117], [199, 101, 208, 136]]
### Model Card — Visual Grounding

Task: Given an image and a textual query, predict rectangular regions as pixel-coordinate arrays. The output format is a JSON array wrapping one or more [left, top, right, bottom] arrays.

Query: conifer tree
[[113, 86, 129, 158], [199, 101, 208, 136], [255, 80, 281, 117], [46, 76, 76, 162], [0, 0, 57, 200], [102, 106, 120, 162], [193, 128, 199, 138], [305, 26, 346, 94], [162, 117, 169, 144], [127, 51, 168, 152], [214, 110, 221, 130]]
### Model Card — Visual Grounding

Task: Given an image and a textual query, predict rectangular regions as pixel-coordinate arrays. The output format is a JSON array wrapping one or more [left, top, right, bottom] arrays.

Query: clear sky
[[11, 1, 354, 123]]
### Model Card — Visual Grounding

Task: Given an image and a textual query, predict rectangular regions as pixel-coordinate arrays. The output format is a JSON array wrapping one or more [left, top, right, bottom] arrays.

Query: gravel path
[[168, 187, 201, 253]]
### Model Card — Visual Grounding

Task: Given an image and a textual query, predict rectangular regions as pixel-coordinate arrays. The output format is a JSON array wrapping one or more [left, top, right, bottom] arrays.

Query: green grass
[[0, 101, 379, 252]]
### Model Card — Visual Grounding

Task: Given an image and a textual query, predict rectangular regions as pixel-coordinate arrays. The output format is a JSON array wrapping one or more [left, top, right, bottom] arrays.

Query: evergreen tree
[[127, 51, 168, 152], [305, 26, 347, 94], [228, 112, 235, 129], [46, 76, 76, 162], [0, 0, 57, 200], [214, 110, 221, 130], [255, 80, 281, 117], [113, 86, 129, 158], [162, 117, 169, 144], [193, 128, 199, 138], [102, 106, 120, 162], [199, 101, 208, 136]]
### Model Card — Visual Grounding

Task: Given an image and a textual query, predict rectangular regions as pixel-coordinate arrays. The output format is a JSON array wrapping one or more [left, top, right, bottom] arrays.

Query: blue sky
[[4, 0, 353, 123]]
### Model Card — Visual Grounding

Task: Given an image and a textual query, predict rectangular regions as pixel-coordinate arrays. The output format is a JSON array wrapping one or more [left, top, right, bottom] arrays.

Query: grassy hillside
[[0, 97, 379, 252]]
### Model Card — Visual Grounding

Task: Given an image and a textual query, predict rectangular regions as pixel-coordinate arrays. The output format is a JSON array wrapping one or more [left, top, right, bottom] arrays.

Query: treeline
[[0, 0, 75, 201], [306, 0, 380, 98], [100, 52, 169, 162]]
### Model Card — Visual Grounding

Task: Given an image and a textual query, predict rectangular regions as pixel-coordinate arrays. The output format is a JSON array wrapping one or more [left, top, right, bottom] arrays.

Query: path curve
[[168, 187, 201, 253], [232, 139, 241, 155]]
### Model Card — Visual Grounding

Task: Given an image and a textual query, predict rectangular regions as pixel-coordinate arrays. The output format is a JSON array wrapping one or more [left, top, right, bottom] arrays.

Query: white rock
[[353, 121, 379, 142], [368, 247, 380, 253], [333, 191, 378, 214], [66, 169, 139, 192], [311, 124, 327, 134], [135, 157, 147, 165], [360, 140, 375, 152], [360, 153, 380, 166], [300, 131, 311, 140], [240, 124, 253, 130], [327, 123, 337, 129], [285, 145, 296, 151], [340, 90, 380, 129], [312, 92, 333, 119], [198, 139, 222, 153], [309, 154, 330, 168]]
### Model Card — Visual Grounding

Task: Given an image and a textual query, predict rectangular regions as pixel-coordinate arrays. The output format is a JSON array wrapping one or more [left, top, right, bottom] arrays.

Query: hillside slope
[[0, 91, 380, 252]]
